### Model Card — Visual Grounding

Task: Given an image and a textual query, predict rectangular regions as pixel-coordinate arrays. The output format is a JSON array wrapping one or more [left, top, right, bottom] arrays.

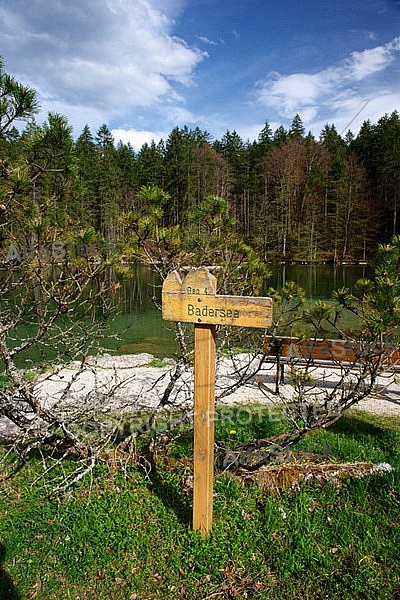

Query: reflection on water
[[267, 264, 370, 299], [3, 264, 374, 364], [122, 264, 370, 309], [113, 264, 371, 357], [118, 264, 161, 313], [108, 265, 178, 358]]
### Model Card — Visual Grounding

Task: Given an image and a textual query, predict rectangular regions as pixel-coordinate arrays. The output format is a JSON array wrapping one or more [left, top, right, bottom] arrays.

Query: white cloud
[[256, 71, 328, 118], [345, 44, 395, 81], [112, 128, 165, 149], [196, 36, 221, 46], [111, 102, 195, 150], [0, 0, 205, 129], [254, 36, 400, 134]]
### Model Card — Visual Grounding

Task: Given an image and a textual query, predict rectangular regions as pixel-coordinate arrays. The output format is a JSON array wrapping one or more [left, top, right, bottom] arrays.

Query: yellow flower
[[229, 430, 237, 435]]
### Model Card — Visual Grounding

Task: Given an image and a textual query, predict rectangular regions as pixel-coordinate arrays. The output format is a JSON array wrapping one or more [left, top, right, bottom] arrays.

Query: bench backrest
[[263, 336, 400, 365]]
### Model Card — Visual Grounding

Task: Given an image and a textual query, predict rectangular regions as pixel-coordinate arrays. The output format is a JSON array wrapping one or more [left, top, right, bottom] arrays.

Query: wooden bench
[[262, 335, 400, 393]]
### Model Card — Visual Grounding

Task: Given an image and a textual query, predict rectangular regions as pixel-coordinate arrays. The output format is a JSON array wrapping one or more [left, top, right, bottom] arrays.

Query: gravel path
[[33, 353, 400, 416], [1, 353, 399, 440]]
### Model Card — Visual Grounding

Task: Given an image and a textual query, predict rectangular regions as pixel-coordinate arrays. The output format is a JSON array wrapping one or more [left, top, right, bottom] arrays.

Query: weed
[[146, 357, 174, 368]]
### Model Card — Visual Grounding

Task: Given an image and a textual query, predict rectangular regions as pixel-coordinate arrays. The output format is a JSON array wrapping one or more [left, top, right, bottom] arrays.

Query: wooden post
[[193, 323, 216, 536], [183, 268, 217, 537], [162, 267, 272, 537]]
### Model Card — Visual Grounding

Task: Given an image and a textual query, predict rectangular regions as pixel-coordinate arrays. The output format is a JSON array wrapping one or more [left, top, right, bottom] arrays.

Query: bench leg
[[275, 338, 283, 394], [275, 355, 283, 394], [275, 363, 284, 393], [275, 364, 279, 393]]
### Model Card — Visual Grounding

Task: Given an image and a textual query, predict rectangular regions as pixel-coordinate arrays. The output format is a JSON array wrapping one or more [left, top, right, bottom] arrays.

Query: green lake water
[[109, 264, 371, 359], [4, 264, 370, 367], [267, 263, 370, 300]]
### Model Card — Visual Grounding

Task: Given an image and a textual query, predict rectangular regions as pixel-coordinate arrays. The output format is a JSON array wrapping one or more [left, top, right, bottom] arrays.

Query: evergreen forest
[[1, 58, 400, 264]]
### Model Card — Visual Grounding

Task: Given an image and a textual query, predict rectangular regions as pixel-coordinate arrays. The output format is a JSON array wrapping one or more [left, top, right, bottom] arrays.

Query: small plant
[[287, 364, 316, 387], [146, 357, 174, 368], [0, 375, 13, 389]]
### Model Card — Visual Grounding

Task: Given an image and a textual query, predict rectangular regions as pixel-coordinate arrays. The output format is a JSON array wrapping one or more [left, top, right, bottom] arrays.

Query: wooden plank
[[162, 292, 273, 328], [263, 335, 400, 364], [192, 323, 216, 537], [263, 336, 357, 362], [162, 269, 183, 293], [162, 267, 272, 328], [190, 268, 218, 537], [183, 267, 217, 296]]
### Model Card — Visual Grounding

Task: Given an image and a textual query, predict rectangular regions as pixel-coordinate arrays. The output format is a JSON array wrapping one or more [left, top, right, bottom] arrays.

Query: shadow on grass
[[0, 545, 20, 600], [329, 414, 394, 437], [145, 466, 193, 527], [327, 413, 400, 462]]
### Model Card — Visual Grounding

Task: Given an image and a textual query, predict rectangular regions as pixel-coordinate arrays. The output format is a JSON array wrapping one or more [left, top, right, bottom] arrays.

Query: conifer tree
[[94, 124, 121, 239], [134, 140, 165, 190], [289, 114, 305, 139], [0, 56, 39, 135], [74, 125, 98, 225]]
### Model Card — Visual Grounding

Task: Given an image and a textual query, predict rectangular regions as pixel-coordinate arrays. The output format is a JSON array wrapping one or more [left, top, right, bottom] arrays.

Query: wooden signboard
[[162, 267, 273, 537], [162, 270, 272, 328]]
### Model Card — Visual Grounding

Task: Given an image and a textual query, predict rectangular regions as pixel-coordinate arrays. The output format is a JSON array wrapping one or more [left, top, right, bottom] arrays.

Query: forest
[[1, 57, 400, 264]]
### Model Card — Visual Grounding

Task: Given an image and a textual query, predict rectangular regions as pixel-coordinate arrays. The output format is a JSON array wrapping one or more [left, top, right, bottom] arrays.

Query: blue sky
[[1, 0, 400, 148]]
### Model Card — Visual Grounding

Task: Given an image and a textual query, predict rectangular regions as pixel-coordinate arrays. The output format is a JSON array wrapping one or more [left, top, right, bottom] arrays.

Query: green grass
[[0, 408, 399, 599]]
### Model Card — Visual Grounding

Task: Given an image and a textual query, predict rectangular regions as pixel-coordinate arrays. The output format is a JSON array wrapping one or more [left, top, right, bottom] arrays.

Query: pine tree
[[0, 56, 39, 135], [94, 124, 121, 239], [116, 141, 136, 212], [164, 126, 211, 225], [164, 126, 194, 225], [352, 113, 400, 243], [289, 114, 305, 139], [374, 112, 400, 237], [134, 140, 165, 190], [75, 125, 98, 226], [214, 130, 253, 235], [273, 125, 288, 145], [320, 124, 348, 261]]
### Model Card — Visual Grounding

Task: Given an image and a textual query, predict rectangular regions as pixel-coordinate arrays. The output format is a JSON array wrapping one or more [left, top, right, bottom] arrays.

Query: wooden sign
[[162, 267, 273, 537], [162, 270, 273, 328]]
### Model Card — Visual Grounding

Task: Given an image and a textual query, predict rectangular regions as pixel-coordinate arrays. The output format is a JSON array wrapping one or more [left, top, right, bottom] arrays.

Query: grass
[[0, 408, 399, 599]]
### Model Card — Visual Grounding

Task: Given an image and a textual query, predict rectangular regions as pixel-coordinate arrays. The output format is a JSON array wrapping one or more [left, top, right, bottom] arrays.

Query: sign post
[[162, 267, 273, 537]]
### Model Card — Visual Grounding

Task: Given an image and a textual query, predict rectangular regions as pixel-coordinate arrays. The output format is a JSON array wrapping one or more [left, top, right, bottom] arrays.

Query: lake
[[267, 263, 370, 299], [4, 263, 370, 367], [110, 264, 370, 358]]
